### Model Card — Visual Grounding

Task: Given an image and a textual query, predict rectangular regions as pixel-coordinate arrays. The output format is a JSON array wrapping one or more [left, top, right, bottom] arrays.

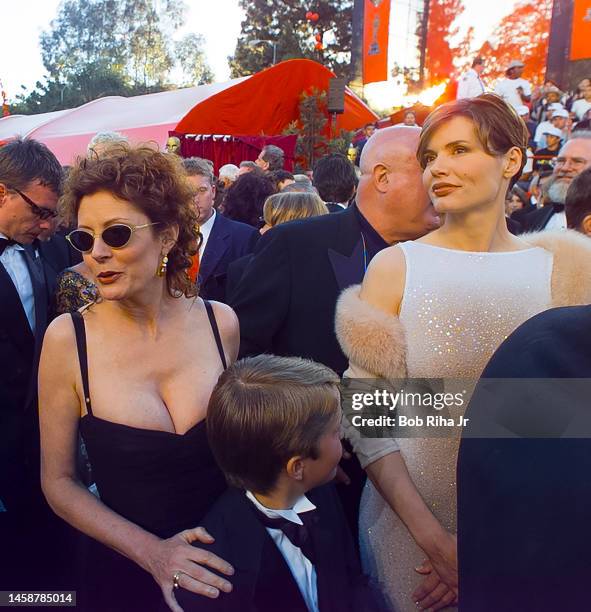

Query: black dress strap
[[71, 311, 93, 415], [203, 300, 227, 370]]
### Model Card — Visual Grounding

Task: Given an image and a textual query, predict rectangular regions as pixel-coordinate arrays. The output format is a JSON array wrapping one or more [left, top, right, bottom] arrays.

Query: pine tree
[[229, 0, 353, 79]]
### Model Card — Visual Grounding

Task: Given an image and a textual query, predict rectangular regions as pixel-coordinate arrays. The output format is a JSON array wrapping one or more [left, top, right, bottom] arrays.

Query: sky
[[1, 0, 519, 103]]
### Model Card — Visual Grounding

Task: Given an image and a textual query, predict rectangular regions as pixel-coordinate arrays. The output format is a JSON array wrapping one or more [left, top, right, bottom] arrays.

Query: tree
[[175, 34, 215, 86], [229, 0, 353, 79], [476, 0, 553, 86], [283, 88, 352, 171], [424, 0, 471, 86], [12, 0, 206, 113]]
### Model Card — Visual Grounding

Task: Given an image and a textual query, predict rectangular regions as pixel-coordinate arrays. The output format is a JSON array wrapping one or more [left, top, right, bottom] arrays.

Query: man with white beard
[[521, 133, 591, 232]]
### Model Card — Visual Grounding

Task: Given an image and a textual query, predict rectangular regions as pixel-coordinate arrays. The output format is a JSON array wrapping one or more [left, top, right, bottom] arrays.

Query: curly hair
[[60, 143, 199, 298], [222, 172, 276, 227]]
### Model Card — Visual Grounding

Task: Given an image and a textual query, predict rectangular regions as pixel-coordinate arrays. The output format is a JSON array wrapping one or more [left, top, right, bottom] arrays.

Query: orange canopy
[[175, 59, 377, 136]]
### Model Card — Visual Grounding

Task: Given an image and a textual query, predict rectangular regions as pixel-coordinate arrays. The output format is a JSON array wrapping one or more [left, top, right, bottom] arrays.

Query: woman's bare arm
[[39, 315, 234, 612]]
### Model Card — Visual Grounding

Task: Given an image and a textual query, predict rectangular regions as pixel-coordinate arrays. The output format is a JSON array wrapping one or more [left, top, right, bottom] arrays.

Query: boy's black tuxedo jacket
[[175, 484, 385, 612]]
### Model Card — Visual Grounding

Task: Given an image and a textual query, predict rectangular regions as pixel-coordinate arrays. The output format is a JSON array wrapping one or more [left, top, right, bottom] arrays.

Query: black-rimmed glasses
[[11, 188, 59, 221], [66, 222, 159, 253]]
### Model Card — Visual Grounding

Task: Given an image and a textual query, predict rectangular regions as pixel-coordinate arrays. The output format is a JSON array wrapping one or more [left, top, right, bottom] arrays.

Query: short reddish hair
[[417, 94, 529, 187]]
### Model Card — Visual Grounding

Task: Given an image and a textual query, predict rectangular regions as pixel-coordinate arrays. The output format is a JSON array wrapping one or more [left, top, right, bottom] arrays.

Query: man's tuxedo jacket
[[0, 236, 76, 511], [175, 485, 385, 612], [458, 306, 591, 611], [198, 213, 258, 303], [518, 203, 557, 233], [229, 206, 369, 375]]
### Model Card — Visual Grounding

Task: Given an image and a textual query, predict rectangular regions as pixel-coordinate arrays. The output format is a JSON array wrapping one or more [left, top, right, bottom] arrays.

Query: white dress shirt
[[494, 77, 532, 110], [246, 491, 319, 612], [545, 210, 567, 231], [0, 232, 35, 332], [572, 98, 591, 121], [457, 68, 485, 99], [199, 209, 216, 259]]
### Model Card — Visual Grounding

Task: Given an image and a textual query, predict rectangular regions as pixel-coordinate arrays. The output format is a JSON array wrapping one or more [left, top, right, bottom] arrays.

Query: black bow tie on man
[[552, 202, 565, 213], [0, 237, 18, 255], [252, 505, 319, 564]]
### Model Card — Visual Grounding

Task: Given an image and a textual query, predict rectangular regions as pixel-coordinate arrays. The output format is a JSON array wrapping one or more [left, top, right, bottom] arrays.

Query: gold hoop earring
[[157, 254, 169, 277]]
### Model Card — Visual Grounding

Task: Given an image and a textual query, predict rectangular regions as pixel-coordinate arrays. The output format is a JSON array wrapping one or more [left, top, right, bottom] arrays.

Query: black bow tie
[[252, 505, 319, 564], [552, 202, 565, 213], [0, 237, 18, 255]]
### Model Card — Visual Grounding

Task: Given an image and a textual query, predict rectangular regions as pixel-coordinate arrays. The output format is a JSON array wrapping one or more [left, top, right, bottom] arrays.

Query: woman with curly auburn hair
[[38, 144, 238, 611]]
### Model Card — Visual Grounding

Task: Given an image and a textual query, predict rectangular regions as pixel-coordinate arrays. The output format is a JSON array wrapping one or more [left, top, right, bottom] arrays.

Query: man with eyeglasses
[[182, 157, 258, 302], [0, 138, 77, 591], [520, 133, 591, 232]]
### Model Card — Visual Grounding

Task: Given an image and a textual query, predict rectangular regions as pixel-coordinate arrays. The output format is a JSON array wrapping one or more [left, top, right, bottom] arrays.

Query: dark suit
[[325, 202, 348, 214], [457, 306, 591, 611], [175, 485, 385, 612], [518, 203, 559, 232], [230, 205, 370, 375], [198, 213, 258, 303], [0, 235, 78, 589], [229, 205, 384, 545]]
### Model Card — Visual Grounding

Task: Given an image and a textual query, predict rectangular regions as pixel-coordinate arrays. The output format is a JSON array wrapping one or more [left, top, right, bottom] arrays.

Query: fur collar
[[335, 230, 591, 379]]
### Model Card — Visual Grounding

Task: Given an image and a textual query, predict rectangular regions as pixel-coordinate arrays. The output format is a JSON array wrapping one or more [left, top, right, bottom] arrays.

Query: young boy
[[175, 355, 384, 612]]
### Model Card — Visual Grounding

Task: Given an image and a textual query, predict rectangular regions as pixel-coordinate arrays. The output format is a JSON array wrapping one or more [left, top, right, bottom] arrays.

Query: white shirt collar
[[200, 208, 216, 232], [0, 231, 24, 251], [246, 490, 316, 526]]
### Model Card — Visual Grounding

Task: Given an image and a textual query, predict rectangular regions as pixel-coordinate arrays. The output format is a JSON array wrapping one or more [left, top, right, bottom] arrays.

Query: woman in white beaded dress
[[335, 94, 591, 611]]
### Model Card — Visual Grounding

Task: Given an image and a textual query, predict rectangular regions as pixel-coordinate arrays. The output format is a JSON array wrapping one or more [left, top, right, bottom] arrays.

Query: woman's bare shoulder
[[360, 245, 406, 315]]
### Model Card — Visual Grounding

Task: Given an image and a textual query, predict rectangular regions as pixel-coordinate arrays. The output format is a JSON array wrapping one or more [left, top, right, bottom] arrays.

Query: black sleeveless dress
[[71, 301, 227, 611]]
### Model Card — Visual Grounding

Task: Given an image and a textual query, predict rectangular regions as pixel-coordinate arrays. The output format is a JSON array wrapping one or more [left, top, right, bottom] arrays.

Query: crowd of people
[[1, 89, 590, 612]]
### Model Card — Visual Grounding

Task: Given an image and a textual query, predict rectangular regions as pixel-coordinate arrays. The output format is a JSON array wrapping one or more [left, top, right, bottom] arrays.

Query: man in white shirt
[[571, 84, 591, 121], [534, 107, 569, 148], [457, 57, 486, 99], [183, 157, 258, 302], [494, 60, 532, 110], [1, 138, 77, 590], [521, 133, 591, 232]]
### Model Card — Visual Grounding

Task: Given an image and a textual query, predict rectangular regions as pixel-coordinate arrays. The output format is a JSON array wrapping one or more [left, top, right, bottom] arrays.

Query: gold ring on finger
[[172, 571, 182, 589]]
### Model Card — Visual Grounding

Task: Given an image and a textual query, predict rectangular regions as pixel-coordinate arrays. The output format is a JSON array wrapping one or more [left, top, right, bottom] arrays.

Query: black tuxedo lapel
[[200, 214, 230, 286], [23, 245, 49, 344], [311, 517, 341, 612], [328, 238, 365, 291], [213, 489, 308, 612], [327, 206, 364, 291], [523, 205, 556, 232], [0, 259, 34, 359]]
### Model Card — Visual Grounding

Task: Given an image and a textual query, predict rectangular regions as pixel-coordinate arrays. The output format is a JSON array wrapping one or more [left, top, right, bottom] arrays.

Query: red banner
[[571, 0, 591, 61], [362, 0, 391, 85]]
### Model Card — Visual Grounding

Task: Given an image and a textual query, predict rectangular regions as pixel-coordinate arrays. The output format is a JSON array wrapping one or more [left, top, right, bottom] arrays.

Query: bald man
[[230, 126, 439, 371], [229, 127, 440, 541]]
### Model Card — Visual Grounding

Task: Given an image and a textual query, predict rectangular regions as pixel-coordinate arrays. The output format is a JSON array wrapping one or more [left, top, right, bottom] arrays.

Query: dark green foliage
[[11, 0, 213, 114], [284, 88, 353, 171], [229, 0, 353, 79]]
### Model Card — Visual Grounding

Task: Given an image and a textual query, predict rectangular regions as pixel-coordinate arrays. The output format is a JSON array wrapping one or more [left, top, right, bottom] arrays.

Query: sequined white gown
[[359, 242, 553, 611]]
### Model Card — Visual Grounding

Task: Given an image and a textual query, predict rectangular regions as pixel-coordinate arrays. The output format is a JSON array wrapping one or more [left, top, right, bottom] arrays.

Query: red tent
[[175, 59, 377, 136], [0, 60, 377, 165]]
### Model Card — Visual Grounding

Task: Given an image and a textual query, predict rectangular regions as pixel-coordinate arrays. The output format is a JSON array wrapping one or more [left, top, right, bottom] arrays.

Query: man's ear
[[372, 163, 390, 194], [0, 183, 8, 206], [285, 456, 305, 481], [581, 214, 591, 237]]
